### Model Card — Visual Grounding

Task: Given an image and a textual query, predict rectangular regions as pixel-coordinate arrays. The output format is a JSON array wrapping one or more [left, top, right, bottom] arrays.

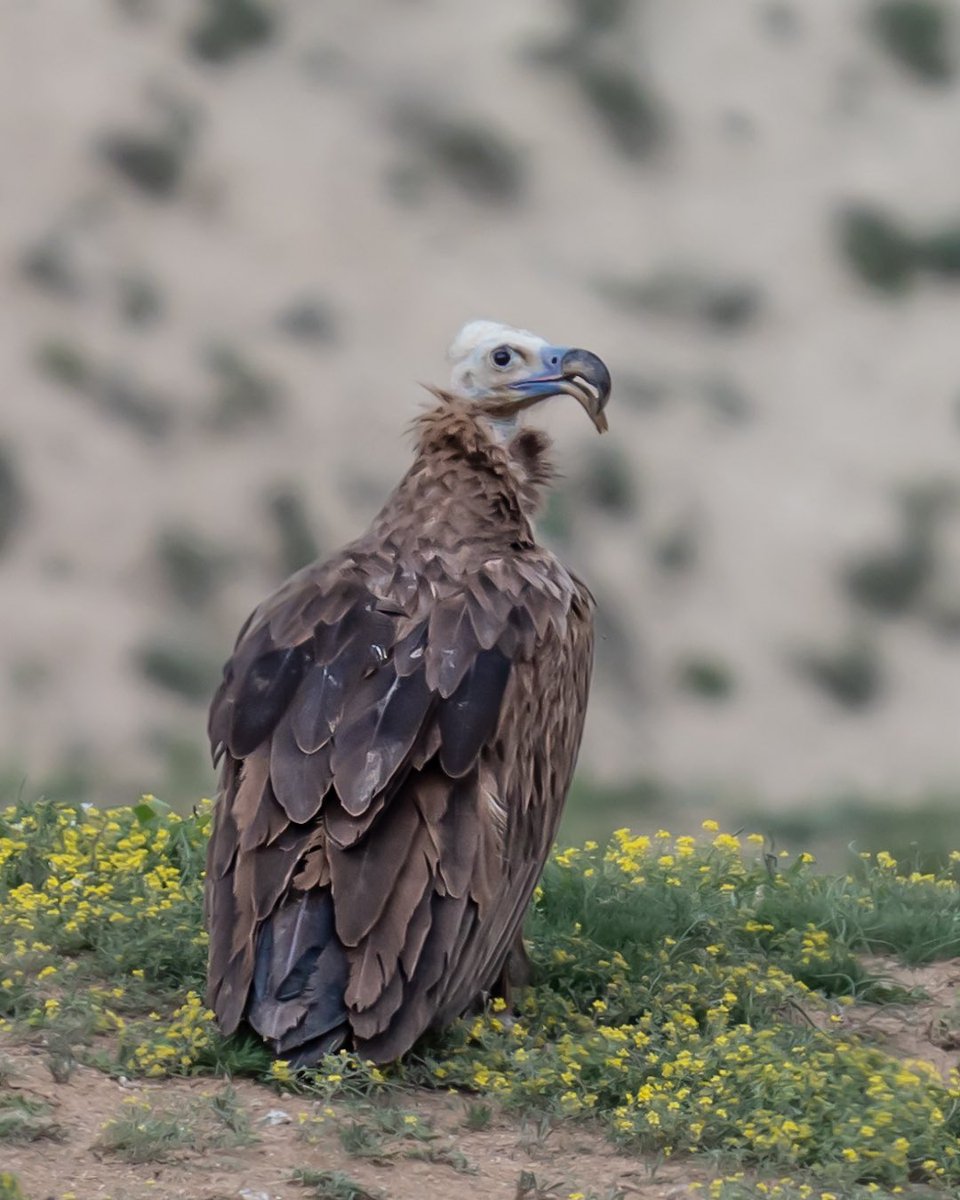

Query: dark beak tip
[[560, 348, 612, 430], [560, 348, 612, 402]]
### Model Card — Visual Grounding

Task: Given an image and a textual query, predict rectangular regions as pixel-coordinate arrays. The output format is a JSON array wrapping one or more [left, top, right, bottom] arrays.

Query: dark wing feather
[[330, 667, 435, 815], [269, 713, 333, 825], [437, 646, 511, 777], [290, 662, 345, 754]]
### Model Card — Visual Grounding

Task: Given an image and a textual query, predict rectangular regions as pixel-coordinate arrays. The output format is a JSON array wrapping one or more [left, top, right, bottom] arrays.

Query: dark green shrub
[[189, 0, 275, 63], [871, 0, 953, 84], [265, 485, 320, 575], [796, 631, 883, 709], [838, 205, 917, 292], [678, 654, 736, 701]]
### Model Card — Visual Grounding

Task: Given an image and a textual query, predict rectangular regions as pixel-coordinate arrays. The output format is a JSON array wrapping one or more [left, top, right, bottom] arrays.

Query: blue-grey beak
[[509, 345, 611, 433]]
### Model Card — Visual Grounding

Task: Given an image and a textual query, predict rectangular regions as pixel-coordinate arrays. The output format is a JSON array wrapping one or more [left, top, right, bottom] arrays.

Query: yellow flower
[[712, 833, 741, 851], [269, 1059, 293, 1083]]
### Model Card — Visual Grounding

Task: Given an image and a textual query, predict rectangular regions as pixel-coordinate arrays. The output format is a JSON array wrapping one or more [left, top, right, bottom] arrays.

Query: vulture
[[205, 319, 612, 1065]]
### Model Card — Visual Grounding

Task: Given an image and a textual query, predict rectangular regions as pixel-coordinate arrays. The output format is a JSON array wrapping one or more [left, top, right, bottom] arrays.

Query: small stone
[[259, 1108, 291, 1126]]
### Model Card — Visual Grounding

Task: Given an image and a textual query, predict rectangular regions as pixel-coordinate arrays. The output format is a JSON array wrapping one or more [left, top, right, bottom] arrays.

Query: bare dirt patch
[[837, 958, 960, 1083], [1, 1038, 704, 1200]]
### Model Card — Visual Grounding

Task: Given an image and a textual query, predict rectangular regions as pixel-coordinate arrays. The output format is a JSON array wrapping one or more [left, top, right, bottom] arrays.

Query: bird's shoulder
[[239, 534, 591, 653], [209, 536, 592, 765]]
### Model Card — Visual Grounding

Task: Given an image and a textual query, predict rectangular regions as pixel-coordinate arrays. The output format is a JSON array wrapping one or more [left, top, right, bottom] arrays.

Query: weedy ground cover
[[93, 1084, 253, 1163], [1, 798, 960, 1199]]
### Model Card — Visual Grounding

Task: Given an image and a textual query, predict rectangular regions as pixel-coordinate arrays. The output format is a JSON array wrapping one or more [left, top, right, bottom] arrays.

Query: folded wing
[[205, 550, 592, 1063]]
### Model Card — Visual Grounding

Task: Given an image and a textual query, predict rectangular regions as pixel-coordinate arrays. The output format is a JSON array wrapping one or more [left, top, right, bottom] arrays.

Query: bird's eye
[[490, 346, 514, 370]]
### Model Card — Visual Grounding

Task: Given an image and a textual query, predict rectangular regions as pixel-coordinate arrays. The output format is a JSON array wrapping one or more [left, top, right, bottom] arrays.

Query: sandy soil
[[842, 956, 960, 1083], [5, 958, 960, 1199], [1, 1041, 702, 1200]]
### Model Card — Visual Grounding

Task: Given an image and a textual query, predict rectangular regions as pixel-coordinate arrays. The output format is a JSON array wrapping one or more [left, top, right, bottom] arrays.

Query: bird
[[204, 319, 612, 1065]]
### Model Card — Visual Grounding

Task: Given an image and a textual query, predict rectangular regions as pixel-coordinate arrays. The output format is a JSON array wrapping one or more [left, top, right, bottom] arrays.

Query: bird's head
[[447, 320, 611, 434]]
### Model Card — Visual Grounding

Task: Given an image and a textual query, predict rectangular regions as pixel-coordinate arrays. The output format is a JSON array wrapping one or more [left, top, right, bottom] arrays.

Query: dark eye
[[490, 346, 514, 369]]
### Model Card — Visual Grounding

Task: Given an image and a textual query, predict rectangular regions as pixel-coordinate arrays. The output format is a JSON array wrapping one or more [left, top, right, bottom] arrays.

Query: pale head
[[446, 319, 610, 433]]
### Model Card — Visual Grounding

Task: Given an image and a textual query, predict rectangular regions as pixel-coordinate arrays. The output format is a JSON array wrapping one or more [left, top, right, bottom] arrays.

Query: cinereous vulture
[[205, 319, 612, 1064]]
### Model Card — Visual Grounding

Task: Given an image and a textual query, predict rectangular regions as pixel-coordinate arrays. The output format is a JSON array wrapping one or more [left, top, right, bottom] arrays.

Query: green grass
[[0, 1174, 26, 1200], [291, 1168, 383, 1199], [0, 1093, 62, 1142], [94, 1088, 255, 1163], [3, 797, 960, 1196], [95, 1099, 199, 1163]]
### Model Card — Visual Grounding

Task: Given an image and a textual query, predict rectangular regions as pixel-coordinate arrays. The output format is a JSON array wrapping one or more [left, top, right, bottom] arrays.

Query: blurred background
[[4, 0, 960, 863]]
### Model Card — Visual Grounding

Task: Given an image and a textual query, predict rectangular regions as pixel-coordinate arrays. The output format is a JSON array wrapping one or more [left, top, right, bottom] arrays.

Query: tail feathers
[[247, 889, 350, 1058], [285, 1024, 349, 1068]]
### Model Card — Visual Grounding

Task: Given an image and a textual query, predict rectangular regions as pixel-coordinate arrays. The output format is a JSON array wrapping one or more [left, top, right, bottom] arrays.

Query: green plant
[[652, 519, 698, 573], [156, 526, 231, 608], [0, 445, 24, 556], [0, 1174, 26, 1200], [20, 235, 82, 298], [677, 654, 736, 701], [207, 1084, 256, 1144], [338, 1118, 391, 1162], [266, 485, 320, 575], [567, 0, 630, 35], [596, 271, 761, 330], [0, 1094, 62, 1142], [95, 1099, 197, 1162], [276, 297, 338, 344], [5, 798, 960, 1192], [100, 112, 193, 198], [203, 343, 282, 430], [136, 635, 223, 701], [796, 631, 883, 709], [36, 338, 93, 390], [573, 61, 663, 160], [515, 1170, 562, 1199], [463, 1100, 493, 1130], [843, 539, 932, 616], [842, 481, 950, 617], [871, 0, 953, 84], [579, 446, 636, 516], [36, 341, 173, 441], [838, 204, 917, 292], [117, 272, 163, 326], [398, 109, 524, 204], [917, 222, 960, 276], [97, 370, 174, 441], [189, 0, 275, 64], [292, 1168, 382, 1200], [405, 1143, 474, 1171]]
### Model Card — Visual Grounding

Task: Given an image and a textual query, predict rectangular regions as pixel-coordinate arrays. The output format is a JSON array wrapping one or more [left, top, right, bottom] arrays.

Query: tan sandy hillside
[[3, 0, 960, 815]]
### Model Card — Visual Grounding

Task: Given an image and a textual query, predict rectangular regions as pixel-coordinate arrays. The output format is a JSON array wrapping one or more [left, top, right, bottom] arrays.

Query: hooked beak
[[508, 346, 611, 433]]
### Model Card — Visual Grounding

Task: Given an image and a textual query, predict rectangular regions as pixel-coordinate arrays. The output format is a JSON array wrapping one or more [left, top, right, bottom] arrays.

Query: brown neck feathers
[[373, 394, 555, 557]]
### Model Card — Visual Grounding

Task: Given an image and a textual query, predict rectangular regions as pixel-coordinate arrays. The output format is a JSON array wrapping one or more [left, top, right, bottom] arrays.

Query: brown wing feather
[[205, 477, 595, 1064]]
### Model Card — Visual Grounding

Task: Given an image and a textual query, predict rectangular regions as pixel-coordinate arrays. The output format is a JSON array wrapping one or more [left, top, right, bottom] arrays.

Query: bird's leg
[[492, 928, 533, 1009]]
